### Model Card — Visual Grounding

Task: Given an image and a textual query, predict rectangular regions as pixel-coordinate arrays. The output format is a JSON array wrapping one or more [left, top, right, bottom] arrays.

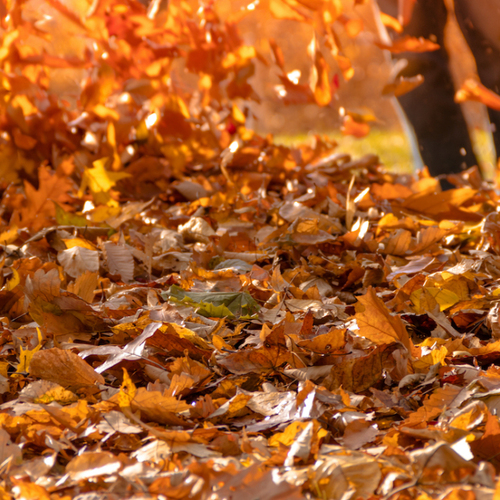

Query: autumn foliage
[[3, 0, 500, 499]]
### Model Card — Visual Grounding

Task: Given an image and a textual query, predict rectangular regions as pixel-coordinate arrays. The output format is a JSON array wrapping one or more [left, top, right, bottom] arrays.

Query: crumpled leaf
[[80, 322, 161, 373]]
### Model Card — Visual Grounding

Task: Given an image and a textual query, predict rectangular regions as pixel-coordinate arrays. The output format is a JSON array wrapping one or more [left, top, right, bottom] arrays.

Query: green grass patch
[[274, 129, 415, 174]]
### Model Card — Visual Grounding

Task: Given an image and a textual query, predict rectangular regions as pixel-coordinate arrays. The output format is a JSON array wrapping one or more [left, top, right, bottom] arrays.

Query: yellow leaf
[[162, 323, 212, 350], [413, 345, 448, 371], [92, 104, 120, 120], [232, 104, 246, 124], [450, 403, 487, 431], [79, 158, 130, 206], [63, 237, 97, 250], [88, 204, 121, 222], [418, 337, 448, 348], [118, 368, 137, 408], [16, 328, 43, 373], [34, 386, 78, 404], [0, 362, 8, 378], [269, 420, 327, 447], [494, 477, 500, 500], [411, 287, 459, 313], [5, 267, 20, 291], [0, 225, 18, 245], [213, 334, 233, 351]]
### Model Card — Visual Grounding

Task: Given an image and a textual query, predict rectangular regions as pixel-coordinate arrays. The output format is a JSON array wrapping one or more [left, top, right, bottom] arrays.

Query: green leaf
[[54, 202, 88, 227], [162, 285, 260, 318]]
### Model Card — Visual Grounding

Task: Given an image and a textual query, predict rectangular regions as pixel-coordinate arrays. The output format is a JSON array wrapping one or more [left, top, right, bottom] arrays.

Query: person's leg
[[378, 0, 476, 176], [455, 0, 500, 158], [395, 0, 476, 176]]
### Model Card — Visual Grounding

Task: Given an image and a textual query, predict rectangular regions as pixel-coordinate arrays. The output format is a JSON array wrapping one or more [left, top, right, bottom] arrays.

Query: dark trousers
[[379, 0, 500, 176]]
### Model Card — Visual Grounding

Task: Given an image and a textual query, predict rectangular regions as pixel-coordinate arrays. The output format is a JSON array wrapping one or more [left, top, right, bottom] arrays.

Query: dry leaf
[[355, 287, 412, 352], [29, 348, 104, 390]]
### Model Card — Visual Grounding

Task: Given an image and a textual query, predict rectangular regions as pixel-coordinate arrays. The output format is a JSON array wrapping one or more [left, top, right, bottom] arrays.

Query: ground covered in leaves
[[4, 0, 500, 499]]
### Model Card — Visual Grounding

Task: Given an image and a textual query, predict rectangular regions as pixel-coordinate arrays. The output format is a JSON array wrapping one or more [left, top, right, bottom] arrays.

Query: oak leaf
[[11, 165, 74, 232]]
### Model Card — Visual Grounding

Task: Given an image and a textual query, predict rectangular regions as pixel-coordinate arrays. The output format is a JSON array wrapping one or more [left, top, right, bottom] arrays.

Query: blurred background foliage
[[0, 0, 415, 181]]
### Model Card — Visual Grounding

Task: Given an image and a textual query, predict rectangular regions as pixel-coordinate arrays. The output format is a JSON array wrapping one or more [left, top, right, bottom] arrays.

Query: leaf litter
[[2, 0, 500, 499]]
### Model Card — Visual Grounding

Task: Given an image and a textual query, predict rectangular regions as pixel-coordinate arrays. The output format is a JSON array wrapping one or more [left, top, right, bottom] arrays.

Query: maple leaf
[[11, 165, 74, 232], [79, 158, 131, 207]]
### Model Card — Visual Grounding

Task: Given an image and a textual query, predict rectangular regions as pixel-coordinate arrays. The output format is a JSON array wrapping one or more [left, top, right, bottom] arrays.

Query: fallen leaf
[[29, 348, 105, 390]]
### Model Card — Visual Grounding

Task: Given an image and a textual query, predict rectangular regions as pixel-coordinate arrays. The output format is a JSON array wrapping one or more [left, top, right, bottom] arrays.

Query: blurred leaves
[[1, 0, 500, 499]]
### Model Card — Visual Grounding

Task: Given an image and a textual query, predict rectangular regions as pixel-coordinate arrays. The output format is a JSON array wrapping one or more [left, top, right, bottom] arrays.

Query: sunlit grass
[[274, 129, 415, 174], [275, 128, 499, 180]]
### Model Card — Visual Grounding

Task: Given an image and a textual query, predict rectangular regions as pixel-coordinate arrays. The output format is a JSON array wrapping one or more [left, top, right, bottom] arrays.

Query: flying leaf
[[382, 74, 424, 97], [376, 35, 440, 53], [455, 78, 500, 111], [15, 327, 43, 373], [269, 0, 312, 22], [118, 368, 137, 409], [80, 322, 162, 373]]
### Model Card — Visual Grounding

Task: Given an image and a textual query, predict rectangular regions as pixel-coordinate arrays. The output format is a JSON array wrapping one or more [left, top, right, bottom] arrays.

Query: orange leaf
[[11, 165, 74, 232], [382, 74, 424, 97], [380, 12, 402, 33], [376, 35, 440, 54], [400, 188, 477, 218], [455, 78, 500, 111], [269, 0, 312, 22], [355, 287, 412, 352], [12, 128, 37, 150], [404, 384, 462, 427], [29, 348, 105, 391], [310, 49, 332, 106], [341, 115, 370, 138]]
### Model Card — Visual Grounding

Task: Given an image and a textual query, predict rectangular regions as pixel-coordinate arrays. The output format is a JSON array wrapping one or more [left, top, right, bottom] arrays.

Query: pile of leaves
[[4, 0, 500, 499]]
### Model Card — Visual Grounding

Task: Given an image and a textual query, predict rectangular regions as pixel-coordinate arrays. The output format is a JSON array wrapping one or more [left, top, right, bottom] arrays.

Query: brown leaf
[[382, 74, 424, 97], [29, 348, 104, 391], [323, 343, 399, 392], [103, 241, 134, 283], [355, 287, 412, 352], [217, 343, 291, 375], [470, 412, 500, 466], [66, 452, 122, 481]]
